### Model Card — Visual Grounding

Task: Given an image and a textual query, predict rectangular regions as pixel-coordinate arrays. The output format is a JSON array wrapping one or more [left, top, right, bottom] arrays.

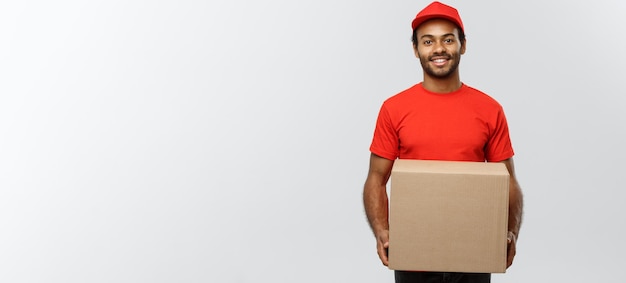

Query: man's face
[[413, 19, 466, 79]]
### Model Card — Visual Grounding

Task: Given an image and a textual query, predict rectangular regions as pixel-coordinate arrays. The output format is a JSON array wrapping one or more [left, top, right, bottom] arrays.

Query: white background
[[1, 1, 625, 282]]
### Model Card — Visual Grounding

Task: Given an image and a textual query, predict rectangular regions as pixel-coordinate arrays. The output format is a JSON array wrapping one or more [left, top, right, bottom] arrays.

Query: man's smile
[[431, 57, 449, 67]]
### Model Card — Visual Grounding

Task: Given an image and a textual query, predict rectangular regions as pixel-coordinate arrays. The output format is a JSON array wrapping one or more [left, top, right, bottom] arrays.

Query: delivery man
[[362, 2, 524, 282]]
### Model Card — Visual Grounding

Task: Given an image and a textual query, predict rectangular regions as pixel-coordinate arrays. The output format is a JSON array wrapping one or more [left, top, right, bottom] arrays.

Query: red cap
[[411, 1, 464, 33]]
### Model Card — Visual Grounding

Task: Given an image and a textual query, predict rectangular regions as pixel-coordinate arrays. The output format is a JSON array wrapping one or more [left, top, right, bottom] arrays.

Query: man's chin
[[426, 70, 454, 78], [425, 64, 460, 78]]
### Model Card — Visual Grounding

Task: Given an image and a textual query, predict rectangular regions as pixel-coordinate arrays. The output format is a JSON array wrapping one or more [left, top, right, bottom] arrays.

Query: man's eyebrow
[[419, 33, 456, 39]]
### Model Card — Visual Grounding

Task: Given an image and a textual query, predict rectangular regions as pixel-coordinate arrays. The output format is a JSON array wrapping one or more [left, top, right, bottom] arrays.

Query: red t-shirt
[[370, 83, 514, 162]]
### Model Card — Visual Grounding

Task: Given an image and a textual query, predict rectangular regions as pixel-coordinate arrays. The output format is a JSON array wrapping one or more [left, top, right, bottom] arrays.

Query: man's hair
[[411, 24, 466, 47]]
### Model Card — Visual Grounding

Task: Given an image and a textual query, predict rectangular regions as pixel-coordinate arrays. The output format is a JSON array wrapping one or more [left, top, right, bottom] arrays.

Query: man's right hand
[[376, 230, 390, 266]]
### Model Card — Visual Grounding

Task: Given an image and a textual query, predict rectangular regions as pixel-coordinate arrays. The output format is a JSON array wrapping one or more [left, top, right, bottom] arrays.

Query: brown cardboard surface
[[388, 160, 510, 273]]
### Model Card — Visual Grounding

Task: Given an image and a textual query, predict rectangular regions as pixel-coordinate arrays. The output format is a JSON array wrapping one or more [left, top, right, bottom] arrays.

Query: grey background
[[1, 0, 624, 282]]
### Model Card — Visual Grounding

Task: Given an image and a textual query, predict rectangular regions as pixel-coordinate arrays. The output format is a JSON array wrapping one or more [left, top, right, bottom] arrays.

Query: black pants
[[395, 271, 490, 283]]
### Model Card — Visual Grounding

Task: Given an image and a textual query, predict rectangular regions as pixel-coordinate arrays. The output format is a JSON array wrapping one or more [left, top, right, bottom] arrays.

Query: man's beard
[[418, 52, 461, 78]]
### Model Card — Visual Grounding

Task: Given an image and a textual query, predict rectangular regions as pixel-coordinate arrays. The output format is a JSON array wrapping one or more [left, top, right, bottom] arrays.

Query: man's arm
[[500, 157, 524, 268], [363, 153, 395, 266]]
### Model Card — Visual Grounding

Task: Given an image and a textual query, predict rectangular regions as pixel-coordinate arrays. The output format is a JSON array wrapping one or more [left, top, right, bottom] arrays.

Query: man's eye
[[444, 39, 454, 43], [423, 40, 432, 45]]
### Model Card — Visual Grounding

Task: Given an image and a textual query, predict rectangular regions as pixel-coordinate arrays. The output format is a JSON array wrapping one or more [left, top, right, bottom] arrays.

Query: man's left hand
[[506, 231, 517, 268]]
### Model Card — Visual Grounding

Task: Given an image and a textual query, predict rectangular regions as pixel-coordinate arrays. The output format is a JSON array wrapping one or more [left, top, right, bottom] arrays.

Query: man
[[363, 2, 524, 282]]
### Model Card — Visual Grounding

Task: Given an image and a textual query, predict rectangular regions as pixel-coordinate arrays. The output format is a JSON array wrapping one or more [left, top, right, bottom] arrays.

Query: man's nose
[[433, 41, 446, 54]]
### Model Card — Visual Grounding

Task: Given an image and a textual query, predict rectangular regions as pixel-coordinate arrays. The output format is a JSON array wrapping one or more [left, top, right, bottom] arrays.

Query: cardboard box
[[388, 159, 510, 273]]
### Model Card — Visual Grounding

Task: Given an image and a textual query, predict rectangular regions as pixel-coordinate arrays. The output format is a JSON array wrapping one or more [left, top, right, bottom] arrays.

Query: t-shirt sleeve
[[485, 107, 515, 162], [369, 103, 399, 160]]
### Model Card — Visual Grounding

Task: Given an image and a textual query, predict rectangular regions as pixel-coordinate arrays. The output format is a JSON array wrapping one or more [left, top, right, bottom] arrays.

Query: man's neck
[[421, 73, 462, 93]]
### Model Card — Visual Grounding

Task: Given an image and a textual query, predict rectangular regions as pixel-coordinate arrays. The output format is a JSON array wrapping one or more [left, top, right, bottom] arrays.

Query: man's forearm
[[508, 178, 524, 237], [363, 183, 389, 236], [363, 154, 394, 236]]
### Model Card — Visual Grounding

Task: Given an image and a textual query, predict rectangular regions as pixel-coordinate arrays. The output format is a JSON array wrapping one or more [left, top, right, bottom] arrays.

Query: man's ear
[[413, 43, 419, 58], [460, 39, 466, 55]]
